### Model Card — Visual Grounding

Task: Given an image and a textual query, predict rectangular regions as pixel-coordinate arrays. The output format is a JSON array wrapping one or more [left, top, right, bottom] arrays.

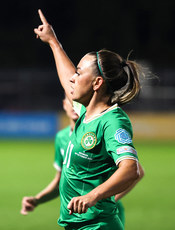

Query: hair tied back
[[120, 60, 127, 68]]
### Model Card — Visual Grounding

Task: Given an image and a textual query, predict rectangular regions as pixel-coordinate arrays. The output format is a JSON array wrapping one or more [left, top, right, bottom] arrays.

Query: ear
[[93, 76, 104, 91]]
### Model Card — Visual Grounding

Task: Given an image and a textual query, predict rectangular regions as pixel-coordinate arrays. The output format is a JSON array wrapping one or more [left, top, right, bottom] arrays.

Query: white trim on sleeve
[[53, 162, 62, 172], [115, 156, 138, 166], [116, 146, 137, 155]]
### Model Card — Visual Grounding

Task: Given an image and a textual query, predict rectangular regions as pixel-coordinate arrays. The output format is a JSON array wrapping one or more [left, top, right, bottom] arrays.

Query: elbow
[[138, 164, 145, 180], [131, 162, 141, 181], [127, 166, 140, 183], [119, 160, 143, 184], [132, 163, 145, 184], [130, 162, 145, 184], [139, 167, 145, 179], [134, 169, 140, 181]]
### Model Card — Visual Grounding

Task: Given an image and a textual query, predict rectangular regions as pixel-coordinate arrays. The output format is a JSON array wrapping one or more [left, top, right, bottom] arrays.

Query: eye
[[75, 71, 80, 76]]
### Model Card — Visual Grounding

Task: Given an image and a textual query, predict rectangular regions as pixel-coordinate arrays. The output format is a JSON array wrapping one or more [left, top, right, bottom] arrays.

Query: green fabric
[[58, 103, 137, 228], [117, 200, 125, 226], [64, 213, 124, 229], [54, 126, 71, 171]]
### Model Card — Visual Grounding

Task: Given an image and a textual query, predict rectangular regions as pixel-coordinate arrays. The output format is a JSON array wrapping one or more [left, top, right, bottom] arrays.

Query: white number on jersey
[[63, 141, 74, 168]]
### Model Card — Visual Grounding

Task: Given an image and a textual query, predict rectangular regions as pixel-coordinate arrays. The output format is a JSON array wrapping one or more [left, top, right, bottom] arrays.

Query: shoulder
[[102, 106, 133, 137], [55, 126, 70, 140], [103, 105, 131, 126]]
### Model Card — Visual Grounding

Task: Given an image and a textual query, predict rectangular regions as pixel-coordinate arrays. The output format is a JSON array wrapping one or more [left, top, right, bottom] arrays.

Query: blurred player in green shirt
[[20, 97, 79, 214]]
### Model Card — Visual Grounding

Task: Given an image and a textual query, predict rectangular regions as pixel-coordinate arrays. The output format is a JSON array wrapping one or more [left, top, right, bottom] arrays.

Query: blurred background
[[0, 0, 174, 230]]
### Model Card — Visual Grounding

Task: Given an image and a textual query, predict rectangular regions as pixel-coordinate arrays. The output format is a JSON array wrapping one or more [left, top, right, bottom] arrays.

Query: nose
[[70, 73, 77, 83]]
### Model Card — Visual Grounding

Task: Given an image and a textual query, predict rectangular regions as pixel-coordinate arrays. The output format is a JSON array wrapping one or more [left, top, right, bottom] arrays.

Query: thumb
[[34, 28, 41, 36], [67, 200, 72, 209], [67, 200, 73, 215], [20, 209, 28, 215], [69, 210, 73, 215]]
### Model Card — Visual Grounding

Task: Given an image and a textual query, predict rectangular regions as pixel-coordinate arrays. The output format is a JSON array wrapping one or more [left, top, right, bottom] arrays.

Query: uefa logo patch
[[81, 132, 97, 150], [115, 128, 132, 144]]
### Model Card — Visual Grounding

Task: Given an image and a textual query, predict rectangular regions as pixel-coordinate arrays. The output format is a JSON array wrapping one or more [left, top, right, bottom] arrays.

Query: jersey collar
[[83, 103, 118, 123]]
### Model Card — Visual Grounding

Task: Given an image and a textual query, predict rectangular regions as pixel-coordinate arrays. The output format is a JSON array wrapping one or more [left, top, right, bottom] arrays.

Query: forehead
[[77, 54, 95, 71]]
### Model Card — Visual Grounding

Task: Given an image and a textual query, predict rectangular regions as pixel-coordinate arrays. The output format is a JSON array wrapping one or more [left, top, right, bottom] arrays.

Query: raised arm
[[34, 9, 76, 102]]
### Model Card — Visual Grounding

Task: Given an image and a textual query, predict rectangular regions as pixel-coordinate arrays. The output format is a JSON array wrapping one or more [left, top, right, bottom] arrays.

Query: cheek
[[76, 79, 87, 89], [81, 75, 93, 87], [81, 82, 93, 92], [75, 73, 95, 93]]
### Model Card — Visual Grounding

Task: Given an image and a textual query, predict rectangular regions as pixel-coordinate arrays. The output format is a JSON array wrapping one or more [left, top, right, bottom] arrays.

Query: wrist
[[49, 38, 62, 49], [89, 188, 102, 203], [33, 197, 40, 206]]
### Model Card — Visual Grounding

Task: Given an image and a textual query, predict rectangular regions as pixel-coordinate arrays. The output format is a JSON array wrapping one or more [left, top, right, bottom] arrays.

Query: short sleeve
[[73, 101, 86, 117], [53, 132, 63, 171], [104, 114, 138, 166]]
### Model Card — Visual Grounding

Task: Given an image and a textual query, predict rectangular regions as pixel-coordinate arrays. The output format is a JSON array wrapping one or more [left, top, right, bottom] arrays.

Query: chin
[[72, 94, 77, 100], [72, 97, 80, 103], [72, 95, 86, 106], [72, 115, 79, 120]]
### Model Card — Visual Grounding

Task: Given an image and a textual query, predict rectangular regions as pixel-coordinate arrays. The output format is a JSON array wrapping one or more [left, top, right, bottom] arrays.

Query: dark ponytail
[[89, 49, 141, 106], [114, 60, 141, 105]]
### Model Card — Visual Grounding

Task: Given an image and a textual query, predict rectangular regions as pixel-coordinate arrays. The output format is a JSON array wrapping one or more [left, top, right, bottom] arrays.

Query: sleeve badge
[[115, 128, 132, 144]]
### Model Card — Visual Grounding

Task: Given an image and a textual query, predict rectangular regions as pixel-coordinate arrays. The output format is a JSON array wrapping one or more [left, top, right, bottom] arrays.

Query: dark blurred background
[[0, 0, 174, 112], [0, 3, 175, 230]]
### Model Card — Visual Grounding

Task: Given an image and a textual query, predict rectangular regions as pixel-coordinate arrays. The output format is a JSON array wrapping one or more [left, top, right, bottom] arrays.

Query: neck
[[85, 93, 111, 120]]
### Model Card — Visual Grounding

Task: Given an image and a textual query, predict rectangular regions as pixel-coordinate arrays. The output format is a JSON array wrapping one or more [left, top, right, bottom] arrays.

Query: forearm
[[34, 10, 76, 102], [35, 173, 60, 205], [49, 39, 76, 102], [67, 160, 140, 214], [90, 160, 139, 202]]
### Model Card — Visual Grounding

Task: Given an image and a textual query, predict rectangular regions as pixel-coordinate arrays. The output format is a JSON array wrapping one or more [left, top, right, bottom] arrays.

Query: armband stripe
[[116, 146, 137, 155], [115, 156, 138, 166]]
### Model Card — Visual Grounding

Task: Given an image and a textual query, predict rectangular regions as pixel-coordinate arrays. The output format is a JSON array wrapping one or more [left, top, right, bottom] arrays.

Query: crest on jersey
[[115, 128, 132, 144], [81, 132, 97, 150]]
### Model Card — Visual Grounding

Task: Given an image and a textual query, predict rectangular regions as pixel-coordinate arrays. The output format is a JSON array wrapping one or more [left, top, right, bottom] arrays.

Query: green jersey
[[54, 125, 124, 227], [58, 103, 137, 228], [54, 126, 71, 171]]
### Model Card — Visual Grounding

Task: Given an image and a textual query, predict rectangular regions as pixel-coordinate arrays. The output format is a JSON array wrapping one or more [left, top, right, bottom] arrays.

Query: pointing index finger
[[38, 9, 48, 24]]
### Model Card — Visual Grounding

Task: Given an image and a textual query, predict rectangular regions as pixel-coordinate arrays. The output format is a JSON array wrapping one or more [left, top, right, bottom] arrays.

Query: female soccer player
[[20, 97, 79, 215], [21, 97, 144, 227], [34, 9, 144, 230]]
